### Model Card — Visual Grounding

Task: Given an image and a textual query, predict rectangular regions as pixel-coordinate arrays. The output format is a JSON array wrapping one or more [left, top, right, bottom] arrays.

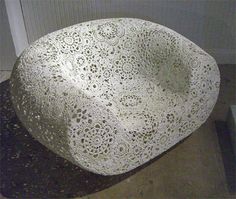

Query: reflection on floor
[[215, 121, 236, 194], [0, 65, 235, 199]]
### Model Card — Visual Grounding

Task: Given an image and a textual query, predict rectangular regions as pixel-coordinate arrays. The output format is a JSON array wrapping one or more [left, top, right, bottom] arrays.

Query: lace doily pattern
[[10, 18, 220, 175]]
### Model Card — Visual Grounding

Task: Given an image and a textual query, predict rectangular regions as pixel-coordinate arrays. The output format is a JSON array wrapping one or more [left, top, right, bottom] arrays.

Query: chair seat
[[10, 18, 220, 175]]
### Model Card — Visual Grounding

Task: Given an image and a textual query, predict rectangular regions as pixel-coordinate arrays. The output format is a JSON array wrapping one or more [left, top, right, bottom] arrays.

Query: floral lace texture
[[10, 18, 220, 175]]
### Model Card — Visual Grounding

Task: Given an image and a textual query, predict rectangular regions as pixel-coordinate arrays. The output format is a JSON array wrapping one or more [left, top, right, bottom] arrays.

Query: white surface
[[10, 18, 220, 175], [5, 0, 29, 56]]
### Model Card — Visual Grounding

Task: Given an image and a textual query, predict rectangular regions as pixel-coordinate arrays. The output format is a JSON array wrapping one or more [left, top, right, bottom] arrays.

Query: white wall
[[15, 0, 236, 64]]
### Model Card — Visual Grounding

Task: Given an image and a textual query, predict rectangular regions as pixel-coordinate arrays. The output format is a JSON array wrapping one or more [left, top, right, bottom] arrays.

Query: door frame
[[4, 0, 29, 57]]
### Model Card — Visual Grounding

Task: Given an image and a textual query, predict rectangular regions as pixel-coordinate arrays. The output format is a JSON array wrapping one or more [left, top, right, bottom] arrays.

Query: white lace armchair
[[10, 18, 220, 175]]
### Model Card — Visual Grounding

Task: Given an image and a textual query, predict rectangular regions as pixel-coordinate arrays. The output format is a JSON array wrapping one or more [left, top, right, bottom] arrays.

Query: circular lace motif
[[93, 21, 125, 45], [55, 30, 82, 54], [114, 54, 140, 80], [80, 123, 115, 157]]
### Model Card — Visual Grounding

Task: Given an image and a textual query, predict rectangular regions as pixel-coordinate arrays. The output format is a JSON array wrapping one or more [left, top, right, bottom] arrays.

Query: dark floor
[[0, 65, 235, 199]]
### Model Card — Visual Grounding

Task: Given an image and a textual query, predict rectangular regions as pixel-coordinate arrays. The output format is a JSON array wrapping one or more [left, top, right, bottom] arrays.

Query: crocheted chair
[[10, 18, 220, 175]]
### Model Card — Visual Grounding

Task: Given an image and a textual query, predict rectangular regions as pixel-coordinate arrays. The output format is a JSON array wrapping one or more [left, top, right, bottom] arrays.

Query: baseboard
[[206, 48, 236, 65]]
